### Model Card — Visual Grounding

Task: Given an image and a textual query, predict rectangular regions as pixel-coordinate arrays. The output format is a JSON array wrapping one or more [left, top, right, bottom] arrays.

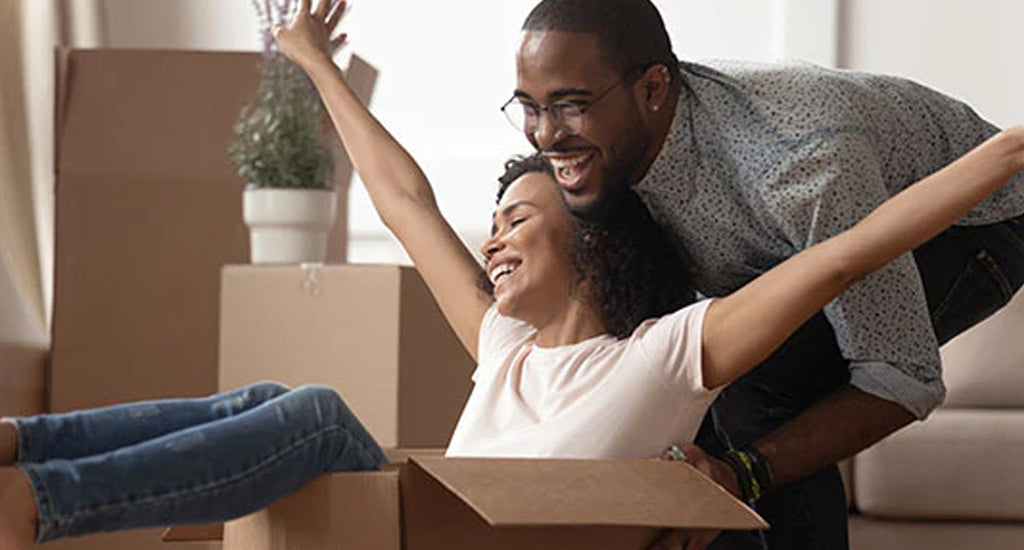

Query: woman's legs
[[2, 384, 385, 546], [5, 382, 291, 464]]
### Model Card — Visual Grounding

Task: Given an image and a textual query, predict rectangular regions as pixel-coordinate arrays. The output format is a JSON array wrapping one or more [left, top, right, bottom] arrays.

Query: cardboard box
[[0, 344, 47, 417], [50, 49, 260, 412], [216, 455, 766, 550], [50, 49, 373, 415], [218, 264, 474, 448]]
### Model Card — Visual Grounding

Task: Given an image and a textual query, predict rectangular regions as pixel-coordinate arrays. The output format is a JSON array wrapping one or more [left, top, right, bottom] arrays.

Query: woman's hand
[[272, 0, 348, 70]]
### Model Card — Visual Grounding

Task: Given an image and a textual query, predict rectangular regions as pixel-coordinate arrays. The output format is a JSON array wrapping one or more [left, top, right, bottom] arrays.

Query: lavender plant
[[229, 0, 335, 189]]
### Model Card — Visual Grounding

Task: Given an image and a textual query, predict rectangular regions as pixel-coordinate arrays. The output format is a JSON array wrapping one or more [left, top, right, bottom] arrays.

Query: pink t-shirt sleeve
[[474, 305, 534, 382], [634, 299, 715, 395]]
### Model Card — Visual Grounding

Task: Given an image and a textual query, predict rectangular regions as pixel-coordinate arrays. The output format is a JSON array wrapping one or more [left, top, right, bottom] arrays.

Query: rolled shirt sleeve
[[759, 130, 946, 418]]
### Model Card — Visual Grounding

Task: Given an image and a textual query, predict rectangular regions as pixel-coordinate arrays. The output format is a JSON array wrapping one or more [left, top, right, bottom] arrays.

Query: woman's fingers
[[326, 0, 347, 31], [330, 32, 348, 53], [314, 0, 332, 19], [299, 0, 312, 15]]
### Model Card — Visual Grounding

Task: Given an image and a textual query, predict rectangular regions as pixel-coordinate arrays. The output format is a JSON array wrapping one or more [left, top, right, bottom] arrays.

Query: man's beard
[[563, 178, 633, 223]]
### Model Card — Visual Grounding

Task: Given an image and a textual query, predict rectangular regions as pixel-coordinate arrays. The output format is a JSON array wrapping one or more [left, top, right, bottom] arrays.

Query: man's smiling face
[[514, 30, 651, 220]]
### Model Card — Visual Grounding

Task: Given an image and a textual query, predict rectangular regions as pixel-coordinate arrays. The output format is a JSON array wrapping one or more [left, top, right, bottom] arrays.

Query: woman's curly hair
[[487, 154, 696, 338]]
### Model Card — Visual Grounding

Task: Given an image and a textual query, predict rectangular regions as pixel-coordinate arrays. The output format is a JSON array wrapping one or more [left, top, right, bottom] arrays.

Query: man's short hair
[[522, 0, 678, 79]]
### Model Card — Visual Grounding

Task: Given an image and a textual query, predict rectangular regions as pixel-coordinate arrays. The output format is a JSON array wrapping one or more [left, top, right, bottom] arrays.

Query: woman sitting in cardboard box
[[3, 1, 1024, 548]]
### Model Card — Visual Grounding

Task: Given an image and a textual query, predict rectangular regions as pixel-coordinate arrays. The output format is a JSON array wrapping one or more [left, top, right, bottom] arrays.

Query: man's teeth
[[548, 155, 589, 171], [548, 154, 590, 181]]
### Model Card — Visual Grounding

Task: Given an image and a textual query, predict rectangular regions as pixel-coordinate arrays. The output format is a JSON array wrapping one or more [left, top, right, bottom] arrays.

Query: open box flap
[[409, 456, 768, 530]]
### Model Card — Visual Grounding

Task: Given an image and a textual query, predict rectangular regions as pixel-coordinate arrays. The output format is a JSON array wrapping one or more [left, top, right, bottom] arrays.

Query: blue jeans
[[702, 214, 1024, 550], [6, 382, 387, 543]]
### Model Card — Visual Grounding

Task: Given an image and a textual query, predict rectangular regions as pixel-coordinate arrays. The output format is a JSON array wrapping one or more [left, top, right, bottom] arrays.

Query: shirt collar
[[634, 75, 699, 202]]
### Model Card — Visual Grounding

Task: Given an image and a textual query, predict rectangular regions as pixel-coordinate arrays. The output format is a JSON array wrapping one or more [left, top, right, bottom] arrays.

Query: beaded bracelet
[[723, 446, 774, 503]]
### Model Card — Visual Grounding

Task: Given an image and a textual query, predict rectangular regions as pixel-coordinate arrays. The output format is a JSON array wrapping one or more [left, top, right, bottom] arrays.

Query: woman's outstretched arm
[[273, 0, 491, 358], [702, 126, 1024, 389]]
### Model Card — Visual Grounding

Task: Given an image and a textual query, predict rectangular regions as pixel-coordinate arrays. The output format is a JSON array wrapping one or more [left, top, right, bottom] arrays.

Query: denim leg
[[702, 215, 1024, 550], [8, 382, 291, 463], [699, 312, 851, 550], [914, 214, 1024, 344], [20, 385, 386, 543]]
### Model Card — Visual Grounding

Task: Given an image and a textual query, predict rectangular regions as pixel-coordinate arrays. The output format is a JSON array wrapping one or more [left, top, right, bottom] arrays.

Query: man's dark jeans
[[702, 214, 1024, 550]]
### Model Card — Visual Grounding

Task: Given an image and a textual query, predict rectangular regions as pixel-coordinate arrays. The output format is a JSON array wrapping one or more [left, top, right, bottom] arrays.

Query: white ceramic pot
[[243, 188, 338, 264]]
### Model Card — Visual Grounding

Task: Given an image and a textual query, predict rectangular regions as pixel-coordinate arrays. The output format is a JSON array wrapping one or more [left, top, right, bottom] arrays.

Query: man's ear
[[636, 64, 672, 113]]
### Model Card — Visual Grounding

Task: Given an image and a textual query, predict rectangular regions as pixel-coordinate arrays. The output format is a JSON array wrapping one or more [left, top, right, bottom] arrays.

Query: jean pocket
[[931, 249, 1013, 344]]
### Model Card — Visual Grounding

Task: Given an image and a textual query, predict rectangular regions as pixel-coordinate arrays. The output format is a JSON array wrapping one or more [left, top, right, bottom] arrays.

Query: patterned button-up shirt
[[635, 60, 1024, 418]]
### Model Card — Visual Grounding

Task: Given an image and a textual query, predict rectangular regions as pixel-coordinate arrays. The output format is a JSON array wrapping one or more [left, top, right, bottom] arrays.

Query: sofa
[[847, 288, 1024, 549]]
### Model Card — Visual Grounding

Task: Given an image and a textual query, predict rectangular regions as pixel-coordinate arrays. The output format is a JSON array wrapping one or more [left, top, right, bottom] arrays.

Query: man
[[504, 0, 1024, 548]]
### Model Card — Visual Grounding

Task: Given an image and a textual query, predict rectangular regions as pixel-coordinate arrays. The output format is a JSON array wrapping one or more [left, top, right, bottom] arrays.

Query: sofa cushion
[[854, 409, 1024, 521], [941, 288, 1024, 409], [849, 516, 1024, 550]]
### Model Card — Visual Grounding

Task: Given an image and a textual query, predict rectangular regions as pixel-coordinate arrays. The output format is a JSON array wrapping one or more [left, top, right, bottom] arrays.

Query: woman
[[2, 1, 1023, 547]]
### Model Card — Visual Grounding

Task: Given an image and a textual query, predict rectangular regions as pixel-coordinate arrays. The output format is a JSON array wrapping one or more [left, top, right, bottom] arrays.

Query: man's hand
[[646, 443, 739, 550], [273, 0, 349, 70]]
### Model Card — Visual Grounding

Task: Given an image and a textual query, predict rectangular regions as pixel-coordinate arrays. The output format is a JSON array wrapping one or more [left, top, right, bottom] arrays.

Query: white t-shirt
[[445, 299, 720, 459]]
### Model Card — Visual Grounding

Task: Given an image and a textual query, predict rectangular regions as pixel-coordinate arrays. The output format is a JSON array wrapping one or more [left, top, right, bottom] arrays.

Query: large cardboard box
[[219, 264, 474, 448], [0, 344, 47, 417], [219, 454, 766, 550], [50, 49, 260, 411], [49, 47, 270, 550], [50, 48, 370, 414]]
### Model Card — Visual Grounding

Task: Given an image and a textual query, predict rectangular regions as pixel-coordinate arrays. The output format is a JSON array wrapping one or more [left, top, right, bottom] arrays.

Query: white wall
[[97, 0, 1020, 264], [840, 0, 1024, 128]]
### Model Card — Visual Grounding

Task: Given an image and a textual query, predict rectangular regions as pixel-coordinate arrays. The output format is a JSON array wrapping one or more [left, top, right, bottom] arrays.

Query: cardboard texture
[[208, 455, 765, 550], [48, 47, 265, 550], [50, 49, 373, 413], [48, 49, 373, 550], [162, 524, 225, 543], [0, 344, 47, 416], [50, 49, 259, 413], [218, 264, 474, 448], [224, 472, 402, 550]]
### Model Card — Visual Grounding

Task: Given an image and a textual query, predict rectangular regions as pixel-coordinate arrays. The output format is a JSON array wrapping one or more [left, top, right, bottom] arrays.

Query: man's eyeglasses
[[500, 79, 625, 136]]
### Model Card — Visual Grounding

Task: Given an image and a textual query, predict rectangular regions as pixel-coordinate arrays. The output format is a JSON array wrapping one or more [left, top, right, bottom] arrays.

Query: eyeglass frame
[[500, 76, 630, 137]]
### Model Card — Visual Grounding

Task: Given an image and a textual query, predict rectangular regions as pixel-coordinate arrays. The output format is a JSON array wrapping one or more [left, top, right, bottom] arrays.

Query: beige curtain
[[0, 0, 105, 345]]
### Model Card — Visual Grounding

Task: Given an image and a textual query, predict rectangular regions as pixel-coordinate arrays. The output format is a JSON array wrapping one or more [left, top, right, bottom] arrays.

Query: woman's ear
[[636, 64, 672, 113]]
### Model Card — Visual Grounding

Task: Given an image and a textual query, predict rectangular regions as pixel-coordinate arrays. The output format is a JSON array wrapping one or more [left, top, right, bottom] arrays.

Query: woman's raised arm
[[273, 0, 492, 358], [701, 126, 1024, 389]]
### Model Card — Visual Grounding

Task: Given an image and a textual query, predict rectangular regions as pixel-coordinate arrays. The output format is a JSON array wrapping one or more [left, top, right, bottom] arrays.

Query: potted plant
[[230, 0, 337, 264]]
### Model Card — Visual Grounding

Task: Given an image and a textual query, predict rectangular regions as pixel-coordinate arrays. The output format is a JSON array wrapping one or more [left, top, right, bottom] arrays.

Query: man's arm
[[755, 385, 912, 484], [681, 386, 911, 502], [688, 130, 944, 501]]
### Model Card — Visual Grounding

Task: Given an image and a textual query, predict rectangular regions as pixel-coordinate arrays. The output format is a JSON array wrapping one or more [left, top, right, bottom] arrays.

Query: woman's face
[[480, 172, 581, 325]]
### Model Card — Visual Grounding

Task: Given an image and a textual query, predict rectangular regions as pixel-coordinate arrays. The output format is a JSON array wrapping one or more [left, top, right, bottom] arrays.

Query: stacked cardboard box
[[49, 48, 257, 550], [218, 264, 474, 448], [0, 344, 47, 417]]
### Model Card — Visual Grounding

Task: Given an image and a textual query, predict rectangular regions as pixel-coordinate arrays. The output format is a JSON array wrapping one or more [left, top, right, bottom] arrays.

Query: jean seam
[[996, 222, 1024, 257], [21, 464, 56, 543], [6, 418, 32, 463], [47, 422, 377, 535], [930, 261, 970, 330], [976, 249, 1013, 300]]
